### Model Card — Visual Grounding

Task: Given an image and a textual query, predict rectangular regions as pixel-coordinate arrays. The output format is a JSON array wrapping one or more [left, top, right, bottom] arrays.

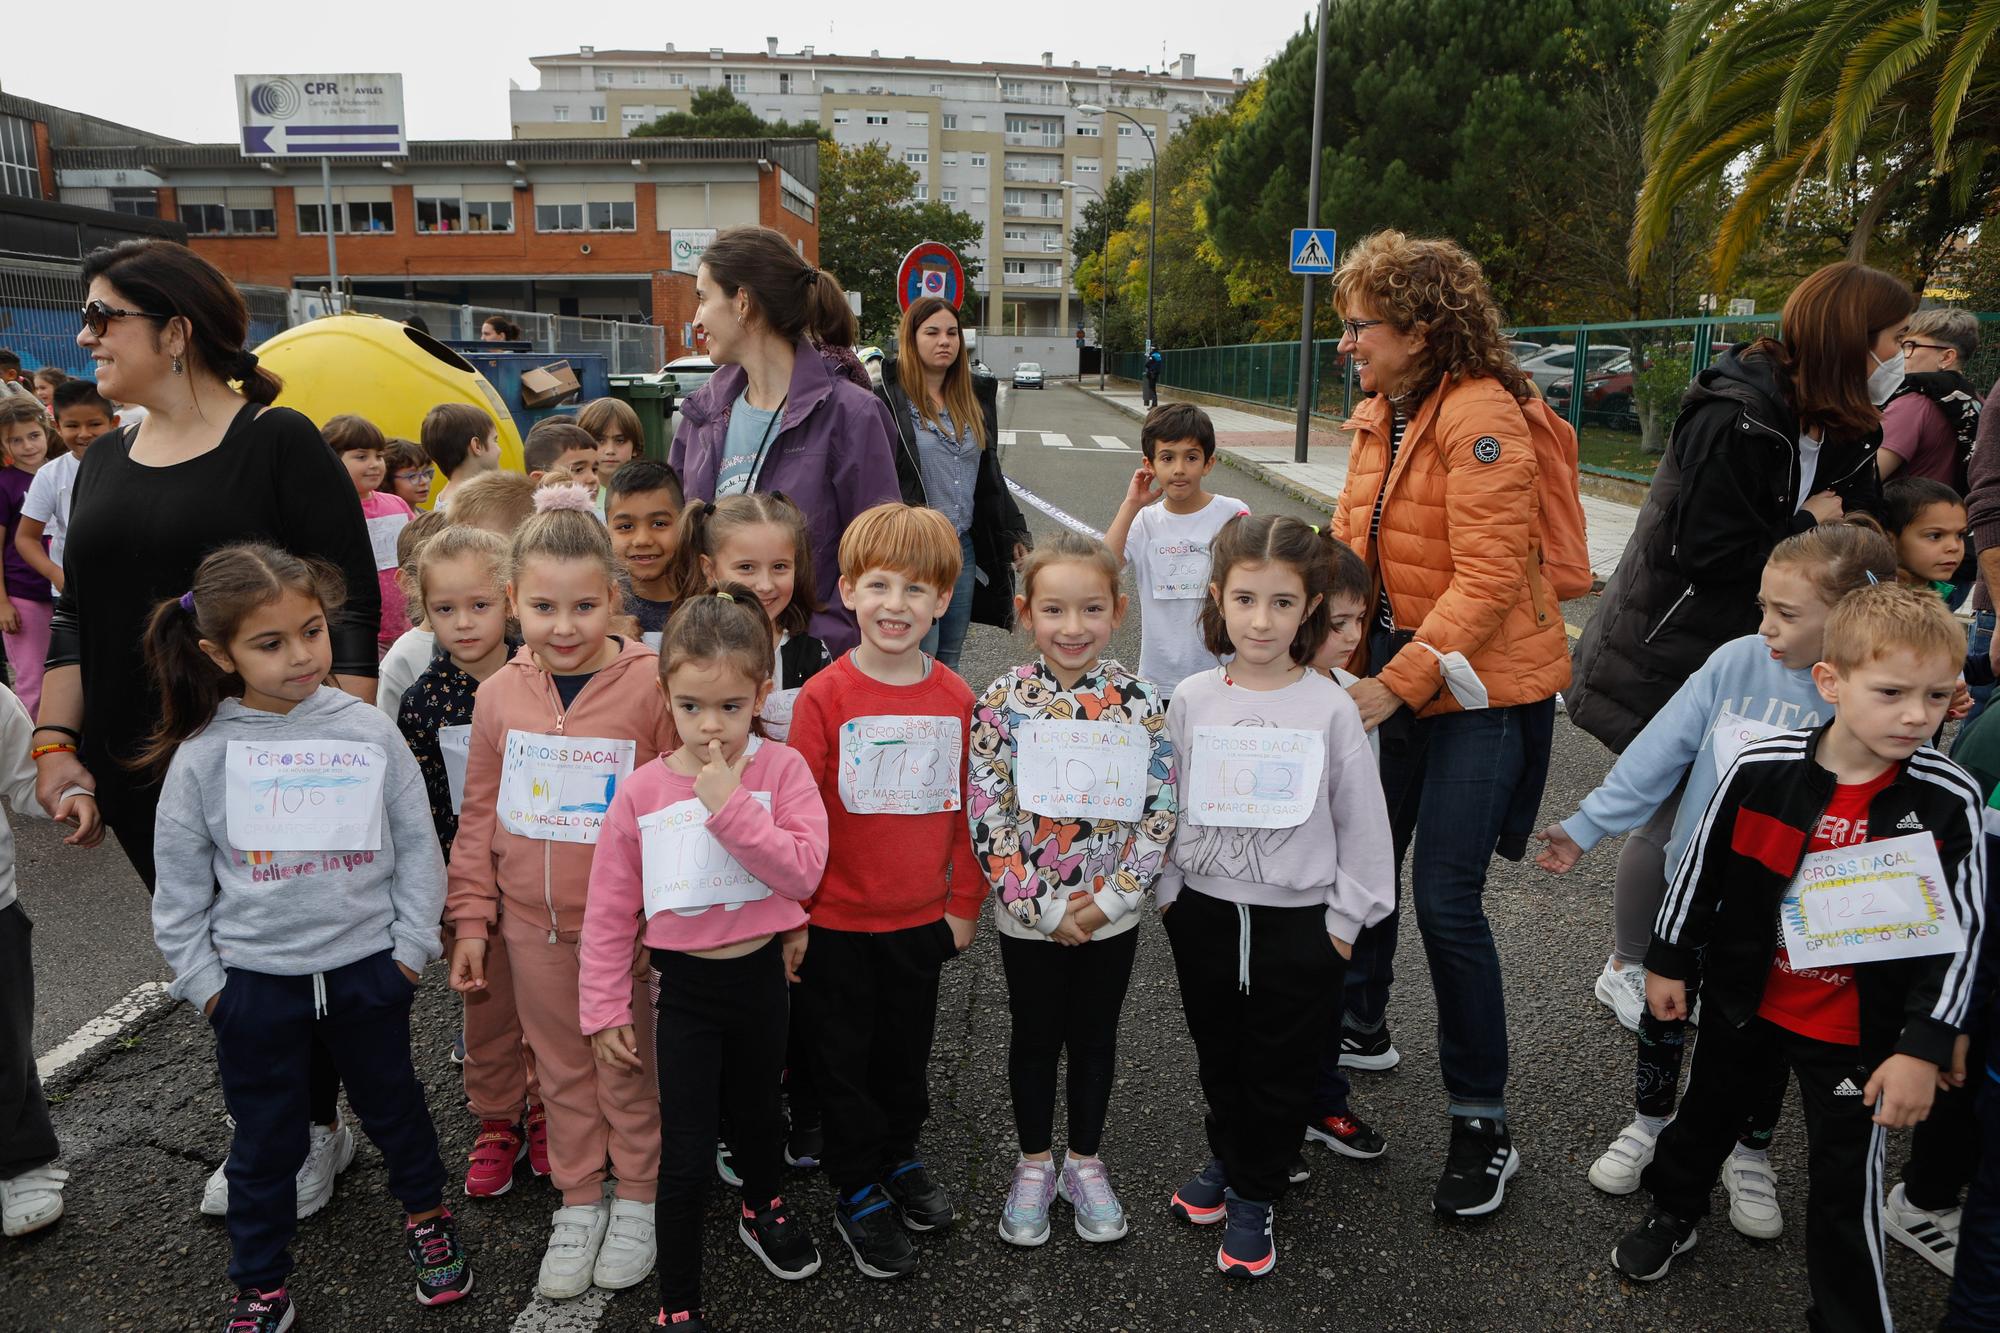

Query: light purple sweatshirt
[[1155, 667, 1395, 942]]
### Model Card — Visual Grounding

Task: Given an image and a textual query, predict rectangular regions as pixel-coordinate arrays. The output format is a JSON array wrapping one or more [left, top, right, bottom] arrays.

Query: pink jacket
[[577, 739, 826, 1034], [445, 638, 678, 940]]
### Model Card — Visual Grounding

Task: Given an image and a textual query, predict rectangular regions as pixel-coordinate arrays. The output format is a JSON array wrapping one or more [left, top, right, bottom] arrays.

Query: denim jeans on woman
[[921, 530, 978, 672]]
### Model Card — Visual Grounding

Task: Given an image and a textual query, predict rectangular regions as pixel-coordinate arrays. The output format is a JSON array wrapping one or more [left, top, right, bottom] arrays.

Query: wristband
[[30, 743, 77, 759], [31, 725, 81, 742]]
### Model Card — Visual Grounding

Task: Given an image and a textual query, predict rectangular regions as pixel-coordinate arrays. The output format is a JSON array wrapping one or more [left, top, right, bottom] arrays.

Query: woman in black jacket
[[877, 296, 1031, 669], [1570, 261, 1916, 754]]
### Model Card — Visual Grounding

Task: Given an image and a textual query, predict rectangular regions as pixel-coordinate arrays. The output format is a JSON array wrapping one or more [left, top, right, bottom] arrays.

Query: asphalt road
[[4, 382, 1957, 1332]]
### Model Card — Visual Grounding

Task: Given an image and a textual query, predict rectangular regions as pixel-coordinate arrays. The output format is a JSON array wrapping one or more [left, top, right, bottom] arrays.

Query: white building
[[510, 42, 1241, 336]]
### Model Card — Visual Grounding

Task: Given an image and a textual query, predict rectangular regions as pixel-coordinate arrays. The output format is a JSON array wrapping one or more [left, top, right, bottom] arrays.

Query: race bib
[[496, 730, 635, 843], [224, 740, 387, 852], [1148, 536, 1212, 600], [1014, 719, 1150, 821], [639, 794, 776, 916], [1184, 726, 1324, 830], [366, 512, 410, 573], [437, 724, 471, 815], [761, 687, 801, 743], [838, 714, 962, 815], [1780, 832, 1966, 967], [1711, 711, 1789, 779]]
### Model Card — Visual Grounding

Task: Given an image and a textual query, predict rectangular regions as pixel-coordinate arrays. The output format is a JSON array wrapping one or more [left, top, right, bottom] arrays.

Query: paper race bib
[[437, 724, 471, 815], [639, 793, 776, 916], [1014, 719, 1150, 820], [224, 740, 387, 852], [366, 512, 410, 573], [1711, 711, 1789, 779], [1184, 726, 1324, 830], [496, 730, 635, 843], [1780, 832, 1966, 967], [1148, 536, 1213, 600], [838, 714, 962, 815], [761, 687, 801, 743]]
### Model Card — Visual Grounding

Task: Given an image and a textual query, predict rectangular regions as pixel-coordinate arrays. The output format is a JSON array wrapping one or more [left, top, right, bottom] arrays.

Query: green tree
[[1069, 169, 1147, 351], [632, 87, 828, 140], [815, 140, 985, 344]]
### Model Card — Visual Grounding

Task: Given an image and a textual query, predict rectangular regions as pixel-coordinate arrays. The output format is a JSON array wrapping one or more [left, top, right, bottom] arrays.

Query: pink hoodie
[[577, 739, 826, 1035]]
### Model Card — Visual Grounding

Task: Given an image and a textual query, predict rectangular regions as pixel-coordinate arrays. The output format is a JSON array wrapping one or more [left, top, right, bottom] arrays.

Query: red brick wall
[[651, 270, 700, 360], [762, 170, 817, 261], [31, 123, 53, 200]]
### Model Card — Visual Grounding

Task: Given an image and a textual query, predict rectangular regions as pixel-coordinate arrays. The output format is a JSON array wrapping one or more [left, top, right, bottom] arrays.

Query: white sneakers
[[1883, 1181, 1959, 1275], [538, 1197, 658, 1299], [1, 1164, 68, 1237], [593, 1199, 657, 1289], [1594, 958, 1648, 1033], [1722, 1153, 1783, 1239], [198, 1119, 356, 1219], [1587, 1121, 1659, 1195]]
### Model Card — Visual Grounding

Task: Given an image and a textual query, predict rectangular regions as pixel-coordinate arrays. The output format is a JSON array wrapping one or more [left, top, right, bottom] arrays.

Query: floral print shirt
[[397, 640, 517, 861], [969, 657, 1177, 941]]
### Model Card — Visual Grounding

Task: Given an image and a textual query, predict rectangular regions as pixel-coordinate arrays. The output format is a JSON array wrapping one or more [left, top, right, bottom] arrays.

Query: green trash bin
[[608, 375, 676, 462]]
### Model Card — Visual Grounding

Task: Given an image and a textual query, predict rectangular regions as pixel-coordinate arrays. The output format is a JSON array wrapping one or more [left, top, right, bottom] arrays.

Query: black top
[[627, 593, 673, 636], [398, 639, 518, 860], [50, 403, 382, 781], [554, 670, 597, 710]]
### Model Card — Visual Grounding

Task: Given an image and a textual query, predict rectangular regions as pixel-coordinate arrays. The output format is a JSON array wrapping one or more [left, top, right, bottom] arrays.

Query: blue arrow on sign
[[242, 125, 275, 155], [1290, 228, 1338, 275]]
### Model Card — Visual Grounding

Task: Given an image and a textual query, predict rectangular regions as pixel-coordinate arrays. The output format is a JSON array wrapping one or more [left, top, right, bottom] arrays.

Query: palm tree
[[1630, 0, 2000, 283]]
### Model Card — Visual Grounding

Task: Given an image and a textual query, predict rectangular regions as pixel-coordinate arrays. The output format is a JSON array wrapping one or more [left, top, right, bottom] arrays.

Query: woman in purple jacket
[[669, 226, 901, 654]]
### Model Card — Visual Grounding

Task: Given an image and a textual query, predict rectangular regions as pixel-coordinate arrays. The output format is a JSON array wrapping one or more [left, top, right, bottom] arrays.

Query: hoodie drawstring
[[311, 971, 328, 1020], [1236, 903, 1252, 994]]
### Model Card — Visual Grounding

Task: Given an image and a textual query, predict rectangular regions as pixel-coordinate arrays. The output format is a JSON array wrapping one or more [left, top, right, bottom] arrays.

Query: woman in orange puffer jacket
[[1325, 230, 1565, 1221]]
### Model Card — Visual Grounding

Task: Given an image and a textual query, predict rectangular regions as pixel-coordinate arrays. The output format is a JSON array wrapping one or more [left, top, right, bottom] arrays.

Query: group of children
[[0, 381, 1992, 1333]]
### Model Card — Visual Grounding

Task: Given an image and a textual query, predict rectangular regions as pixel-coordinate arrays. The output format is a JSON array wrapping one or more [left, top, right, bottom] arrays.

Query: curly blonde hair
[[1332, 231, 1531, 405]]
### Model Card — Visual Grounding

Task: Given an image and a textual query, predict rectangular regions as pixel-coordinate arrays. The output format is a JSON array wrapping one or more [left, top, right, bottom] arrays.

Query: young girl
[[445, 485, 677, 1302], [1883, 475, 1968, 596], [385, 437, 434, 511], [580, 587, 828, 1333], [324, 413, 416, 653], [969, 529, 1177, 1248], [1158, 514, 1394, 1279], [396, 526, 546, 1191], [580, 397, 645, 474], [1533, 519, 1899, 1240], [0, 396, 54, 718], [143, 543, 470, 1331]]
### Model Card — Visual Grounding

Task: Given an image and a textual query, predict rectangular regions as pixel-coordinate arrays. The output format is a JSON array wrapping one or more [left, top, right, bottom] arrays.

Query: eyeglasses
[[1341, 318, 1387, 340], [1899, 340, 1953, 358], [393, 467, 437, 486], [80, 299, 171, 336]]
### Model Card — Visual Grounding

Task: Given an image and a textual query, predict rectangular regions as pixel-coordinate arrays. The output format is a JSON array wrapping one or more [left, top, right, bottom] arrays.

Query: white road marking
[[509, 1289, 613, 1332], [1040, 432, 1073, 449], [1006, 478, 1104, 541], [36, 981, 170, 1080], [998, 430, 1017, 446], [1090, 435, 1132, 450]]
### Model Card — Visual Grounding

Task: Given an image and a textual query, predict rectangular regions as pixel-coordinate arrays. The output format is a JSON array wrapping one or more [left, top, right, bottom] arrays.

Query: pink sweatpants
[[453, 921, 540, 1122], [5, 597, 52, 721]]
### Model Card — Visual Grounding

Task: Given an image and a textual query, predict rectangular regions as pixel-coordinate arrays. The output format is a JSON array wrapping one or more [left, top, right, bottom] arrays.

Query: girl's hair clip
[[1865, 570, 1880, 585], [179, 591, 196, 613], [715, 590, 735, 602]]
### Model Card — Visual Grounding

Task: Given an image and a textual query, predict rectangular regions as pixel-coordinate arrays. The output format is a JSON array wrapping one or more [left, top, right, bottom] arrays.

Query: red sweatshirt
[[787, 653, 983, 931]]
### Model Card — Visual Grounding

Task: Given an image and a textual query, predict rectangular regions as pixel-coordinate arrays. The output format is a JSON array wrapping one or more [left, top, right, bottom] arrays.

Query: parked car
[[1013, 362, 1045, 389], [1517, 343, 1630, 392], [1548, 353, 1645, 429], [656, 354, 716, 398], [1509, 339, 1548, 363]]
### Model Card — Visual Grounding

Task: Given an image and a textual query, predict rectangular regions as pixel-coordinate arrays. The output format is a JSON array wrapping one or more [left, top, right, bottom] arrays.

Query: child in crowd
[[1882, 475, 1969, 597], [450, 470, 539, 539], [581, 588, 829, 1332], [29, 369, 65, 413], [1610, 584, 1987, 1333], [385, 437, 435, 510], [606, 460, 683, 644], [787, 503, 983, 1279], [1537, 520, 1898, 1240], [16, 380, 118, 596], [324, 414, 415, 654], [580, 397, 644, 475], [145, 543, 471, 1330], [970, 529, 1177, 1248], [1103, 403, 1246, 698], [1159, 514, 1394, 1279], [446, 486, 676, 1301], [524, 421, 603, 498], [0, 398, 54, 717], [422, 403, 499, 512]]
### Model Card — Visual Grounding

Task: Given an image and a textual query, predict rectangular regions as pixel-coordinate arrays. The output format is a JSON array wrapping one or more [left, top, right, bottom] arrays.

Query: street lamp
[[1075, 103, 1158, 364], [1060, 179, 1109, 391]]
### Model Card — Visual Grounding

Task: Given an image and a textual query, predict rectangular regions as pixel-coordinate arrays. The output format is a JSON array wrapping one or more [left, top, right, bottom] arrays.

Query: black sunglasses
[[80, 299, 172, 337]]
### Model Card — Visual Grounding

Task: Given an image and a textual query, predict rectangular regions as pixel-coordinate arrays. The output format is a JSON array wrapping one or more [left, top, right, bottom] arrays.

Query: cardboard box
[[519, 361, 580, 409]]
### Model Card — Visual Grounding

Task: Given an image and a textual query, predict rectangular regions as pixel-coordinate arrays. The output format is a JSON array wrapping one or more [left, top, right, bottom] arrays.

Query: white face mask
[[1867, 349, 1906, 407]]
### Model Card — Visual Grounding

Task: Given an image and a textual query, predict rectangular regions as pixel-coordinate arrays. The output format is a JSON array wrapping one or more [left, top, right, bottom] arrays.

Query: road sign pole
[[1294, 0, 1330, 463], [321, 156, 340, 310]]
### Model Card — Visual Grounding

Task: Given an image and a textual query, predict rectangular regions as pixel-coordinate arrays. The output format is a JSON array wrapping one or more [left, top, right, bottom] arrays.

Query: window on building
[[533, 183, 586, 232], [970, 187, 986, 204], [632, 70, 647, 85], [930, 82, 945, 94], [941, 153, 957, 167], [1002, 81, 1025, 99], [1004, 259, 1027, 276], [109, 189, 159, 218], [1004, 227, 1027, 243], [778, 73, 792, 94], [554, 105, 570, 122], [295, 185, 391, 235], [726, 72, 748, 93], [907, 112, 928, 127], [780, 177, 815, 223], [414, 186, 515, 234], [1117, 123, 1133, 137], [178, 197, 226, 235], [1076, 157, 1100, 174], [0, 115, 38, 198], [596, 69, 612, 85], [941, 187, 956, 203], [1075, 123, 1101, 137], [621, 107, 646, 133], [865, 111, 890, 126], [970, 153, 987, 167], [905, 150, 927, 164], [414, 189, 462, 233], [463, 186, 515, 232], [914, 184, 928, 201], [970, 115, 988, 131], [832, 109, 851, 124], [669, 72, 684, 86], [941, 113, 957, 129], [590, 106, 607, 123]]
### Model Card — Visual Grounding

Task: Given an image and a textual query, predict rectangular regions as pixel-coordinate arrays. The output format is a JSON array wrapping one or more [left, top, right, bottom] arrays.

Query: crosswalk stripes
[[1040, 432, 1074, 449], [1090, 435, 1131, 450], [998, 429, 1017, 446]]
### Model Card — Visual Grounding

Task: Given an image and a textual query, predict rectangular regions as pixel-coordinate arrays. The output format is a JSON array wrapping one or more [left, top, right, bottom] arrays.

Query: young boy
[[1613, 584, 1988, 1333], [17, 381, 119, 596], [421, 403, 499, 513], [384, 437, 434, 510], [522, 421, 602, 498], [579, 398, 644, 474], [1103, 404, 1246, 698], [324, 414, 415, 652], [0, 399, 54, 718], [604, 459, 682, 644], [787, 503, 983, 1281]]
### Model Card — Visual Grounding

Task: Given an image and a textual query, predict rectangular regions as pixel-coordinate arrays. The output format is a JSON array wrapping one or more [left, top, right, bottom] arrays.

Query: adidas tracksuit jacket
[[1640, 726, 1987, 1333]]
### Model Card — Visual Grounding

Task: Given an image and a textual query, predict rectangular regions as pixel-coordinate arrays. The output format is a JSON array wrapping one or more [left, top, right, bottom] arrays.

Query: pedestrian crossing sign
[[1290, 228, 1338, 275]]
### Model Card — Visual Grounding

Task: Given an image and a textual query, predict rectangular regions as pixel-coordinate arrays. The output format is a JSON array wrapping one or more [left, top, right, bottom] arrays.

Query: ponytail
[[666, 492, 819, 635], [667, 498, 719, 611], [131, 595, 234, 778], [701, 226, 857, 349], [804, 268, 858, 348], [80, 239, 284, 405]]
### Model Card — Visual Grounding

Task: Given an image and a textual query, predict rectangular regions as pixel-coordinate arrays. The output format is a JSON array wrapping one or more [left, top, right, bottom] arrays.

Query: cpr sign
[[236, 74, 407, 157]]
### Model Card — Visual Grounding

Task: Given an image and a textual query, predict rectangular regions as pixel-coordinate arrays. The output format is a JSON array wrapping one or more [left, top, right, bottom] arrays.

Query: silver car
[[1013, 362, 1044, 389]]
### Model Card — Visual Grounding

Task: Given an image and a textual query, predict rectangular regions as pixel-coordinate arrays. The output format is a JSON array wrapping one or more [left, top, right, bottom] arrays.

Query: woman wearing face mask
[[1570, 261, 1914, 756]]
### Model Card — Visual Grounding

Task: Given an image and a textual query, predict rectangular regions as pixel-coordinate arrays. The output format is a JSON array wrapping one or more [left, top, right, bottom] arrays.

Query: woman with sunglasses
[[34, 239, 382, 1223]]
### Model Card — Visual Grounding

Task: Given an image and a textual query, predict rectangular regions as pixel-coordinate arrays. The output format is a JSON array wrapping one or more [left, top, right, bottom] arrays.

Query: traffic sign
[[1290, 228, 1337, 275], [897, 242, 967, 311], [235, 74, 407, 157]]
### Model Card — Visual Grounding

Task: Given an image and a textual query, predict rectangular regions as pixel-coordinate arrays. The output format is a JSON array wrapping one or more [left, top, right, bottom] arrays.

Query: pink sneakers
[[463, 1120, 527, 1198], [523, 1103, 551, 1177]]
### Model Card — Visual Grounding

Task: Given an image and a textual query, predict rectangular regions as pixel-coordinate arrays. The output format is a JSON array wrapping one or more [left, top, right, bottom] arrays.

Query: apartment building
[[510, 42, 1241, 335]]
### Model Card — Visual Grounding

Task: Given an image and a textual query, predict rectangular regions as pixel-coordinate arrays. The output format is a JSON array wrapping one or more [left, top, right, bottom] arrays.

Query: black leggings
[[998, 929, 1139, 1158], [1636, 970, 1784, 1148]]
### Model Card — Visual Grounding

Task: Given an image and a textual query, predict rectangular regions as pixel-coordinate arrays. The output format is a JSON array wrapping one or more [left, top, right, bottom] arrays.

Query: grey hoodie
[[152, 686, 445, 1012]]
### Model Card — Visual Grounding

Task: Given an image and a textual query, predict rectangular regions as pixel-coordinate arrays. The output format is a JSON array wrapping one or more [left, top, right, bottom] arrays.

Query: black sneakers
[[1337, 1023, 1400, 1071], [883, 1159, 954, 1231], [1306, 1112, 1388, 1160], [739, 1196, 822, 1280], [1432, 1116, 1520, 1218], [1612, 1207, 1699, 1281], [219, 1287, 293, 1332], [834, 1184, 918, 1279], [785, 1118, 824, 1170], [405, 1208, 474, 1306], [1287, 1152, 1311, 1184]]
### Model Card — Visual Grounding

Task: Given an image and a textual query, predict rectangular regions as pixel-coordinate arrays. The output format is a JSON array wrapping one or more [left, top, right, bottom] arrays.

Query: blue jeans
[[921, 530, 977, 672], [1945, 1063, 2000, 1330], [1955, 609, 1997, 751]]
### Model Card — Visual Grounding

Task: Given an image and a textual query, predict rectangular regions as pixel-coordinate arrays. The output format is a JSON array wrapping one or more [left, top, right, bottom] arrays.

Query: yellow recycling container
[[254, 314, 524, 507]]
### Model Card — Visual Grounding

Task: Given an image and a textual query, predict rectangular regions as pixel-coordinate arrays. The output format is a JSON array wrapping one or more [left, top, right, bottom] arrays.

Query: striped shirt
[[1371, 409, 1408, 629]]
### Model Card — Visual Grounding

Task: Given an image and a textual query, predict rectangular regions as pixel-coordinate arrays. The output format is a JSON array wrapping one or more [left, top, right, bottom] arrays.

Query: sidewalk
[[1078, 383, 1637, 585]]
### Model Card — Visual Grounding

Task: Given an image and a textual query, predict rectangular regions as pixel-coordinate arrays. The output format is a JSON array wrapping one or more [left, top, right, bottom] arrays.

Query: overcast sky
[[1, 0, 1305, 143]]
